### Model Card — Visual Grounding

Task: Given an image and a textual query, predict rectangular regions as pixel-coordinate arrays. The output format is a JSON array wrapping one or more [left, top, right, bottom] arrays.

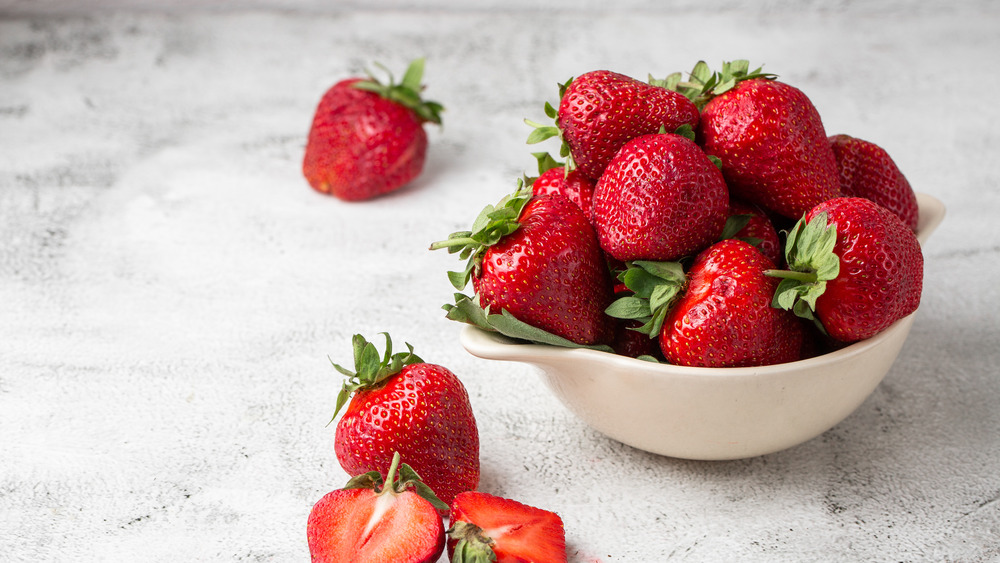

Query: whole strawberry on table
[[302, 58, 443, 201], [328, 333, 479, 509], [436, 59, 925, 367]]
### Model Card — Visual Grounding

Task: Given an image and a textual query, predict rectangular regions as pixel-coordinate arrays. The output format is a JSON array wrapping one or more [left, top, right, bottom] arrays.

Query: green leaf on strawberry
[[429, 184, 534, 290], [341, 451, 449, 517], [605, 261, 687, 338], [664, 59, 777, 109], [765, 212, 841, 330], [329, 333, 423, 420], [351, 58, 444, 125], [444, 293, 615, 353]]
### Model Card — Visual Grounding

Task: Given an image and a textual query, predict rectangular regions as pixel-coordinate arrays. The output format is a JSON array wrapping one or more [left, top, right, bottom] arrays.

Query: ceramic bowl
[[461, 193, 945, 461]]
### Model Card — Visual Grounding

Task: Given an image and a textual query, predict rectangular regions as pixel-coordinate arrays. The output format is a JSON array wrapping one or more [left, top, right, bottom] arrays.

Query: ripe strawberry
[[686, 61, 841, 219], [307, 451, 447, 563], [591, 132, 729, 262], [330, 333, 478, 508], [768, 197, 924, 343], [527, 70, 700, 182], [302, 58, 443, 201], [663, 239, 804, 367], [722, 198, 782, 265], [447, 491, 567, 563], [431, 185, 615, 346], [607, 241, 805, 367], [828, 134, 919, 231], [529, 152, 595, 217]]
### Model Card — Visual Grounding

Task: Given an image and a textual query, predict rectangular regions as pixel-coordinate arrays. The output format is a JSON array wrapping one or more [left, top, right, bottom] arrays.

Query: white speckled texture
[[1, 2, 998, 561]]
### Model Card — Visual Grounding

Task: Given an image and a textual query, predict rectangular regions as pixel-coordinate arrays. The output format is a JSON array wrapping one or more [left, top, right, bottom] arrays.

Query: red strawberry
[[606, 241, 805, 367], [767, 197, 923, 342], [431, 186, 614, 346], [591, 132, 729, 262], [687, 61, 841, 219], [529, 153, 595, 217], [447, 491, 567, 563], [828, 134, 919, 231], [302, 58, 443, 201], [331, 334, 478, 508], [307, 451, 447, 563], [723, 198, 782, 265], [662, 239, 804, 367], [527, 70, 700, 182]]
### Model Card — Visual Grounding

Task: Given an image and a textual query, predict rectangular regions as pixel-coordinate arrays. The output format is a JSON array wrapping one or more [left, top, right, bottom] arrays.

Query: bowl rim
[[461, 192, 944, 379]]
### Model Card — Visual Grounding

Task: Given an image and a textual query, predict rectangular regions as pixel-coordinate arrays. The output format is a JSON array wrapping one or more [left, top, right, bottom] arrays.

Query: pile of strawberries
[[434, 60, 924, 367], [301, 58, 926, 562]]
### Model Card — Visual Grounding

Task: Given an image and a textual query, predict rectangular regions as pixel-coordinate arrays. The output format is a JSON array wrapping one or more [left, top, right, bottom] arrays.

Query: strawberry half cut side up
[[307, 451, 447, 563], [430, 183, 615, 351], [447, 491, 567, 563]]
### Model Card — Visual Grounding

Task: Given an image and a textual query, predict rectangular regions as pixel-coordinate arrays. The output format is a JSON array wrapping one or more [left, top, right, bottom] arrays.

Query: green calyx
[[447, 520, 497, 563], [344, 451, 449, 512], [428, 182, 534, 291], [765, 212, 841, 331], [524, 77, 575, 170], [657, 59, 777, 110], [329, 333, 423, 421], [351, 58, 444, 125], [442, 292, 614, 353], [605, 261, 688, 338]]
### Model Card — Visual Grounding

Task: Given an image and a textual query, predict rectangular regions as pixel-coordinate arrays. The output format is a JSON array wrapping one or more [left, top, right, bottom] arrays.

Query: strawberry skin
[[472, 194, 614, 346], [591, 132, 729, 262], [698, 78, 841, 219], [448, 491, 566, 563], [303, 78, 426, 201], [660, 239, 804, 367], [302, 59, 442, 201], [531, 165, 595, 218], [558, 70, 700, 181], [332, 336, 479, 508], [828, 134, 919, 231], [308, 453, 446, 563], [726, 198, 782, 266], [807, 197, 923, 342]]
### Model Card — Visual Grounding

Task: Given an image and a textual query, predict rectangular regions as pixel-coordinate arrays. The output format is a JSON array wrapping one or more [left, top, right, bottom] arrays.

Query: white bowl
[[461, 193, 945, 460]]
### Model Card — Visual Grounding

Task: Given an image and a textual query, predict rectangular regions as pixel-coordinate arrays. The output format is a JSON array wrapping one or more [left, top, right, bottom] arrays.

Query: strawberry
[[722, 198, 782, 266], [663, 240, 804, 367], [591, 132, 729, 262], [527, 70, 700, 182], [447, 491, 567, 563], [607, 240, 805, 367], [431, 185, 615, 347], [330, 333, 478, 508], [302, 58, 443, 201], [307, 451, 447, 563], [767, 196, 923, 343], [828, 134, 919, 231], [529, 152, 595, 217], [681, 61, 841, 219]]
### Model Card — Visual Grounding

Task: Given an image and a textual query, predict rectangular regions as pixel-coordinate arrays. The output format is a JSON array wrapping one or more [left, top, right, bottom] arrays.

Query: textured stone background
[[1, 2, 999, 561]]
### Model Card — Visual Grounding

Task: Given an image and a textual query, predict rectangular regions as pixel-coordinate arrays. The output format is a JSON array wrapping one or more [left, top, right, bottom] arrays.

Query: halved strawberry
[[307, 452, 447, 563], [447, 491, 566, 563]]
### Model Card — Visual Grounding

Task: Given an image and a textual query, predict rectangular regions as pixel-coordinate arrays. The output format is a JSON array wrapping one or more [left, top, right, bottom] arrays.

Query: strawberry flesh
[[448, 491, 566, 563]]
